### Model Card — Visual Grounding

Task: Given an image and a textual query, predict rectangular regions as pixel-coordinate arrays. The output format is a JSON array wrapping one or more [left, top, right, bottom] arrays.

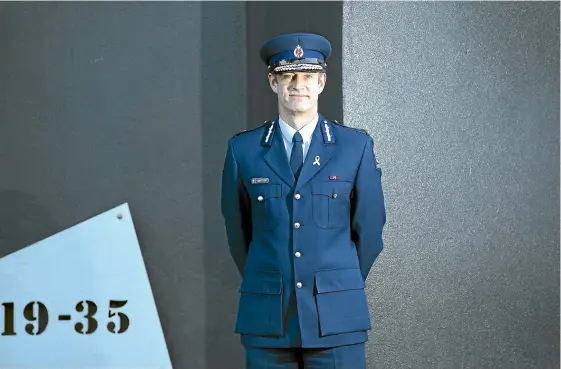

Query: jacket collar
[[262, 114, 337, 188]]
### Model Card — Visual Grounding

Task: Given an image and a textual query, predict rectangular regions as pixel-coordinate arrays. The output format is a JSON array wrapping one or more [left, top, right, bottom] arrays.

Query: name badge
[[251, 177, 269, 185]]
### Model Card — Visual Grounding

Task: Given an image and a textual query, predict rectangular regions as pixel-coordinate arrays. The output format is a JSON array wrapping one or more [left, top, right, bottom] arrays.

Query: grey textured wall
[[343, 2, 559, 368]]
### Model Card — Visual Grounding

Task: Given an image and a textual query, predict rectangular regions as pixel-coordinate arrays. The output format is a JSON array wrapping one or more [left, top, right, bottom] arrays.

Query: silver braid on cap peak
[[273, 64, 325, 72]]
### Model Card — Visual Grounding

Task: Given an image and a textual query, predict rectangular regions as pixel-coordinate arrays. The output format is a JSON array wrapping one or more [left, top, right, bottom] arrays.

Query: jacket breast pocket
[[246, 183, 282, 231], [235, 270, 284, 337], [311, 181, 353, 229], [314, 268, 371, 337]]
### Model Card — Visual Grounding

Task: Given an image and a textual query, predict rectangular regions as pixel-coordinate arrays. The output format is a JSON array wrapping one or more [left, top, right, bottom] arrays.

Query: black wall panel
[[246, 1, 343, 128], [0, 2, 343, 369]]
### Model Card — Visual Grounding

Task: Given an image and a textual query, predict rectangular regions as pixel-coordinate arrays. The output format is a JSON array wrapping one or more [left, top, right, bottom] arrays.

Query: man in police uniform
[[221, 33, 386, 369]]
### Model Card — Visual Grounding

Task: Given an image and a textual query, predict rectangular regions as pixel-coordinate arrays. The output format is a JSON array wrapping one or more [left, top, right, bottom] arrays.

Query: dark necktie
[[290, 132, 304, 179]]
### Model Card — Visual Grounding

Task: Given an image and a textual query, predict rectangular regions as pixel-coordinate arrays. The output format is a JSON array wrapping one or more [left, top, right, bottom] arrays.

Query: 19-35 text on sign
[[1, 300, 130, 336]]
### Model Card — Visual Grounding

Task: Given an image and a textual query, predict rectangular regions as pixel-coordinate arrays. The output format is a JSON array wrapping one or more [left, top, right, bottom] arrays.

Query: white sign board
[[0, 203, 173, 369]]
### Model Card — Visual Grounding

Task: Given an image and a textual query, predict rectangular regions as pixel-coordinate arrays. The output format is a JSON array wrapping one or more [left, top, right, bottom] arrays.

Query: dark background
[[0, 2, 342, 368], [0, 2, 558, 369]]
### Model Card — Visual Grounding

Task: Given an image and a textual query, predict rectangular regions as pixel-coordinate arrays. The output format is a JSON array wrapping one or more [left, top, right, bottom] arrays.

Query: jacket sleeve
[[350, 136, 387, 281], [221, 139, 252, 277]]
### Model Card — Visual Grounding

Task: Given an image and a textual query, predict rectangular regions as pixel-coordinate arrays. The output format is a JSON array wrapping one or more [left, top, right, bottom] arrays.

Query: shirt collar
[[278, 114, 318, 144]]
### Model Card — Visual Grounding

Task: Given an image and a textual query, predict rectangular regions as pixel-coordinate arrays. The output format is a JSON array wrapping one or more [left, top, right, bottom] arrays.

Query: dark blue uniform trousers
[[245, 343, 366, 369]]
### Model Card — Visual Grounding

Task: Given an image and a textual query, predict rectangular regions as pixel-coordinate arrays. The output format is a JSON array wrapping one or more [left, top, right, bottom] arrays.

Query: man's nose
[[291, 77, 307, 89]]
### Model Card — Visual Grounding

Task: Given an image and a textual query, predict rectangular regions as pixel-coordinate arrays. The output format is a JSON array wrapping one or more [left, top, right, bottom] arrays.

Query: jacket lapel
[[262, 119, 295, 187], [295, 116, 336, 190]]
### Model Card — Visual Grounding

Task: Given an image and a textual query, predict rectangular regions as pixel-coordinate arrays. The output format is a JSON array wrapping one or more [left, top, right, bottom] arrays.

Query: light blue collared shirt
[[278, 115, 318, 163]]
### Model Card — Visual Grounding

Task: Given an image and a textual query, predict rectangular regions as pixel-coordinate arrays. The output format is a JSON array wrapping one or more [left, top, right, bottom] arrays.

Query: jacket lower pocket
[[235, 270, 284, 337], [314, 268, 372, 336]]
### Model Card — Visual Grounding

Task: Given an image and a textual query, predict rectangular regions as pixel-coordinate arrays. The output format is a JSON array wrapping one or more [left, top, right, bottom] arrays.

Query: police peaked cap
[[259, 33, 332, 73]]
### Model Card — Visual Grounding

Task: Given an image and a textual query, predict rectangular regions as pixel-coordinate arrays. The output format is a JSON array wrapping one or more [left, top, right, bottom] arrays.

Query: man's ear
[[268, 73, 278, 94], [317, 72, 327, 94]]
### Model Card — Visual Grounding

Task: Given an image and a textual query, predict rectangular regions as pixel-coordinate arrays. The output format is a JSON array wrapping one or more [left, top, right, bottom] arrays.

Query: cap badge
[[293, 45, 304, 58]]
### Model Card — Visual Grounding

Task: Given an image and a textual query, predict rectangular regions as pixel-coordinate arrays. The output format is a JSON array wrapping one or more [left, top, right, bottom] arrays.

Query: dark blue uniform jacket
[[221, 115, 386, 348]]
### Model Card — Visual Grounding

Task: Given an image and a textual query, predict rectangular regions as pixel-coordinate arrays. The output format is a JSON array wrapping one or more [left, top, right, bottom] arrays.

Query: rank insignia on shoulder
[[233, 121, 272, 138], [331, 120, 369, 136], [251, 177, 270, 184]]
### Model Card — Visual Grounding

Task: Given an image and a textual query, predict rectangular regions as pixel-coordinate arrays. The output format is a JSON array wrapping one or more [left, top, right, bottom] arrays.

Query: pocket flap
[[240, 270, 283, 294], [311, 181, 353, 196], [247, 183, 282, 200], [315, 268, 365, 294]]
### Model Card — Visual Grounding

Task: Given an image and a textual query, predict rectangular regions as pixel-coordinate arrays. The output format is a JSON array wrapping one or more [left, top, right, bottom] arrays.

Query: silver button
[[332, 193, 338, 199], [257, 196, 264, 202], [294, 193, 301, 200], [295, 252, 301, 258], [294, 222, 300, 228], [296, 282, 303, 288]]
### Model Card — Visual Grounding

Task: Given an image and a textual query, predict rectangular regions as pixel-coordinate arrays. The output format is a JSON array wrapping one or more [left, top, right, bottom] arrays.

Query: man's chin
[[285, 102, 313, 113]]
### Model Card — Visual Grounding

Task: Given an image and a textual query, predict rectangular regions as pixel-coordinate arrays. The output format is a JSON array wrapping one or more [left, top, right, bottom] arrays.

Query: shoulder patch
[[330, 120, 370, 136], [233, 120, 271, 137], [373, 139, 381, 169]]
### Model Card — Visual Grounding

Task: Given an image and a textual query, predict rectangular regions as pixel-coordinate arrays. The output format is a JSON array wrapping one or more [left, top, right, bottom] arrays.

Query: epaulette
[[330, 120, 370, 136], [233, 120, 271, 137]]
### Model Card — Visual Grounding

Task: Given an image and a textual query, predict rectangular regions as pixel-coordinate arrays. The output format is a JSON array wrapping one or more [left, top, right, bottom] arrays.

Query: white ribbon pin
[[313, 156, 321, 166]]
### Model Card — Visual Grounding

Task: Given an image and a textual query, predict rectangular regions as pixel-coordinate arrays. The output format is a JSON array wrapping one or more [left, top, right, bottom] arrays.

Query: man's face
[[268, 71, 327, 115]]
